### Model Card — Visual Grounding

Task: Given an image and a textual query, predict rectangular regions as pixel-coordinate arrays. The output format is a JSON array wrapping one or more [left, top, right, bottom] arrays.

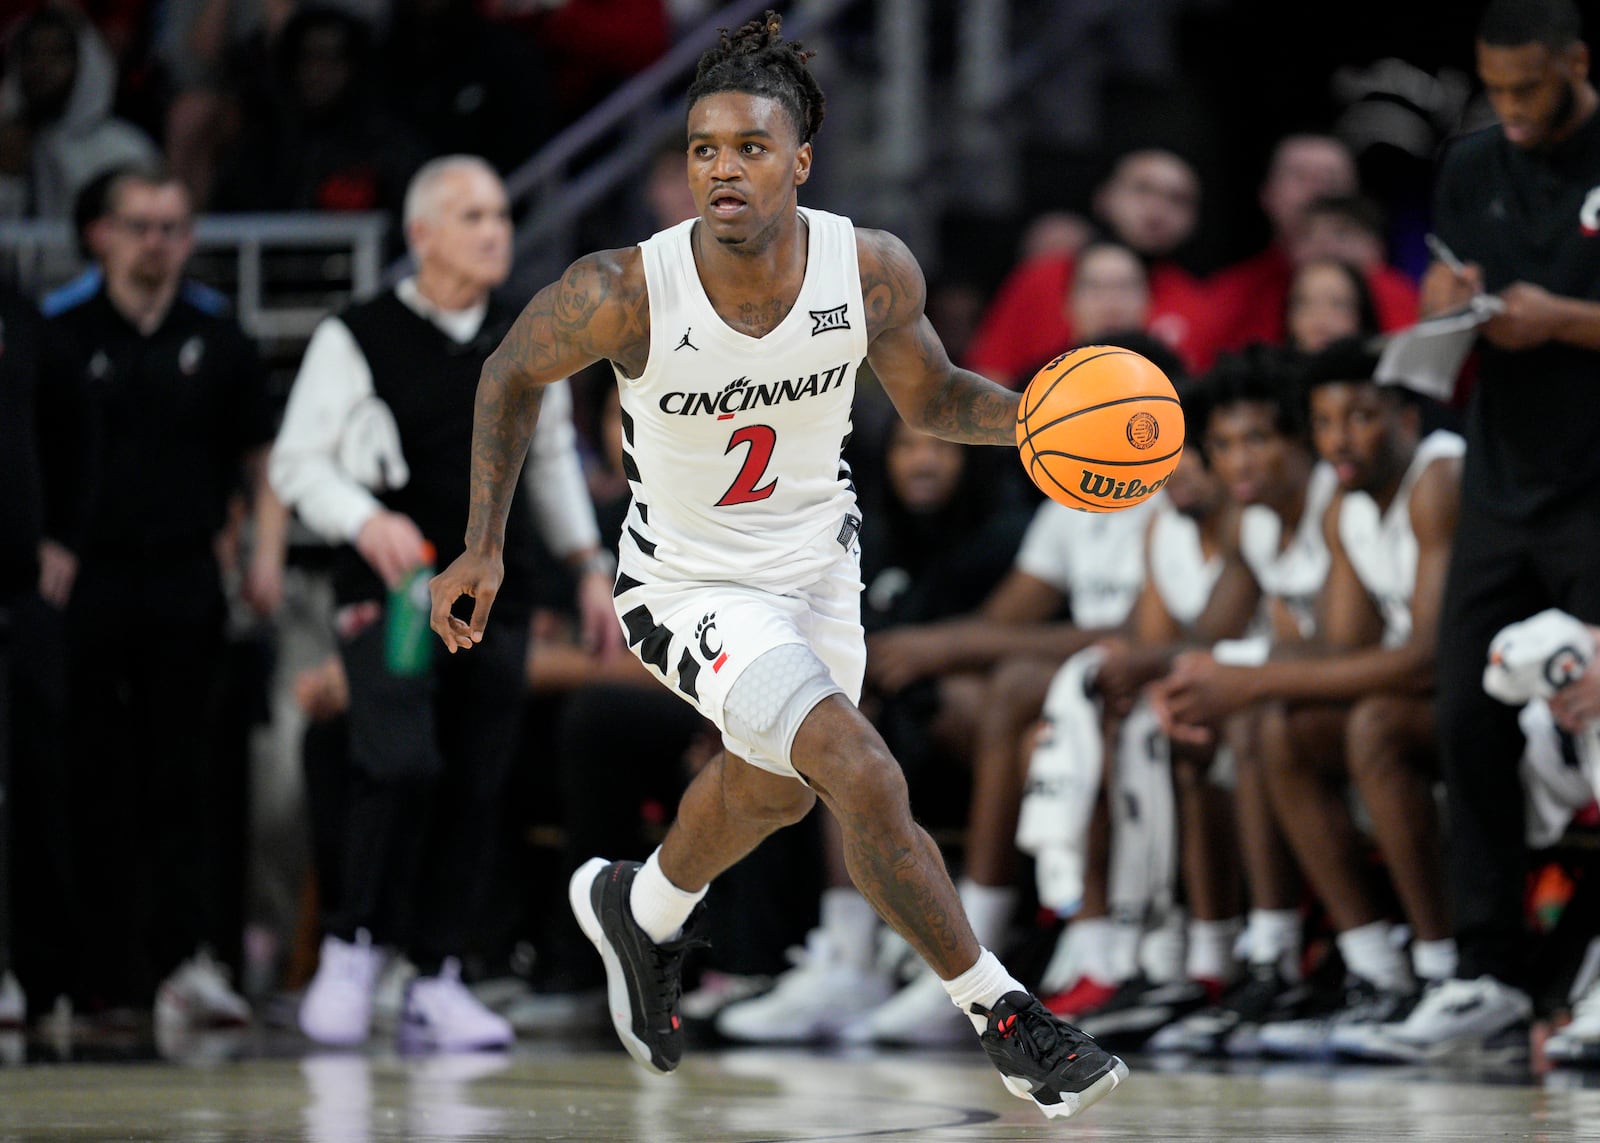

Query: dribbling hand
[[429, 549, 503, 653]]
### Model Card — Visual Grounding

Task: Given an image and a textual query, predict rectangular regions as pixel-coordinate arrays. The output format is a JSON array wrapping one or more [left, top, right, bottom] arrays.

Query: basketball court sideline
[[0, 1028, 1596, 1141]]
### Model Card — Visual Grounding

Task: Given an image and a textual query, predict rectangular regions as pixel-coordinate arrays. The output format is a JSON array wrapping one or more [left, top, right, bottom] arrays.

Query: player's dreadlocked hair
[[686, 9, 826, 145]]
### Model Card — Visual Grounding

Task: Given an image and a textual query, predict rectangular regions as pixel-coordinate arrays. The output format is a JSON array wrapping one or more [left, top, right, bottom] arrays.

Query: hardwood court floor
[[0, 1026, 1597, 1141]]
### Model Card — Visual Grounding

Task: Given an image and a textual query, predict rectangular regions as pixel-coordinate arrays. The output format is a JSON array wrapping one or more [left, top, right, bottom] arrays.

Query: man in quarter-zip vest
[[271, 154, 619, 1051]]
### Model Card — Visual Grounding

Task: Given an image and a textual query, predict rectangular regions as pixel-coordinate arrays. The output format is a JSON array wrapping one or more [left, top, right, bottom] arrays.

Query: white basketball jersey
[[1015, 495, 1159, 629], [1148, 500, 1222, 627], [1338, 430, 1465, 648], [1239, 461, 1338, 639], [616, 208, 869, 589]]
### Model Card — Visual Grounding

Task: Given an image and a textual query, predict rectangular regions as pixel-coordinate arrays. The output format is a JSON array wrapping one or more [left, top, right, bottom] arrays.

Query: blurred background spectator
[[207, 4, 428, 221], [0, 4, 159, 221]]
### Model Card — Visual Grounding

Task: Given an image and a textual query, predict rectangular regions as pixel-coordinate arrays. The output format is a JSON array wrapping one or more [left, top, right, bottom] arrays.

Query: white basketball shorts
[[612, 554, 866, 779]]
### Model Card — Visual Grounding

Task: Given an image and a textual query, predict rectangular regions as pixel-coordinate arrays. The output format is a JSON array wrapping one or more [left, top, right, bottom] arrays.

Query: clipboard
[[1370, 294, 1505, 402]]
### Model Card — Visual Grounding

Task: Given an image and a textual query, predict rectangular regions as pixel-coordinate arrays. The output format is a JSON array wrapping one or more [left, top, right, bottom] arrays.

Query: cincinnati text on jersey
[[658, 362, 853, 417]]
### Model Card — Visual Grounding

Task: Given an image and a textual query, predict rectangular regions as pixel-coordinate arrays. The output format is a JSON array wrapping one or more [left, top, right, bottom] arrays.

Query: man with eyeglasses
[[34, 165, 276, 1030]]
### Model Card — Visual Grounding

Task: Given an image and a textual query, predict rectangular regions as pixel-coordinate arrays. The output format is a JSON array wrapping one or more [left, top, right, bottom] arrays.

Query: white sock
[[1246, 908, 1303, 981], [628, 849, 707, 944], [1336, 921, 1414, 992], [1187, 917, 1243, 985], [1069, 916, 1117, 983], [959, 880, 1018, 952], [1411, 938, 1458, 984], [1108, 916, 1142, 983], [1138, 912, 1187, 985], [821, 887, 880, 969], [941, 947, 1027, 1033]]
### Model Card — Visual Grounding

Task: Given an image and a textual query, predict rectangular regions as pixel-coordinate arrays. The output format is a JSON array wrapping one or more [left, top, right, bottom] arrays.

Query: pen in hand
[[1425, 232, 1469, 277]]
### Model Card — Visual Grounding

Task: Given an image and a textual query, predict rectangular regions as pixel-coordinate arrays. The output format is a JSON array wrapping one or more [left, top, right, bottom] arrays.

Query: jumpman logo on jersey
[[676, 328, 699, 351]]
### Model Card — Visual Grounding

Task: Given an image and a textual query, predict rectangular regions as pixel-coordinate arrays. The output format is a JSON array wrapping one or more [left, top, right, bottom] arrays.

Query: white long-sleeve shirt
[[269, 277, 600, 557]]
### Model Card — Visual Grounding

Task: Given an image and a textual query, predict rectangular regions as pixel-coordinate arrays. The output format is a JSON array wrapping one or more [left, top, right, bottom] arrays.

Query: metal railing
[[0, 211, 388, 344]]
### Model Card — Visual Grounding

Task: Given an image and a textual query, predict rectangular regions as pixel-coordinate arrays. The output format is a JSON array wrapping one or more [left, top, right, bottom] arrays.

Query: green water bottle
[[385, 540, 436, 677]]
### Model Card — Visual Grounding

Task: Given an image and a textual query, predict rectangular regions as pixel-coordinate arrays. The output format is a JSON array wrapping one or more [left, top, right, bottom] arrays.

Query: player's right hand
[[1418, 258, 1483, 318], [430, 549, 503, 653]]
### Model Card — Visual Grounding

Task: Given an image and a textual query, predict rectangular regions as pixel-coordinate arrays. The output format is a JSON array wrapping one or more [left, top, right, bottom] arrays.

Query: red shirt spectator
[[1190, 135, 1419, 369], [965, 251, 1210, 386], [1202, 241, 1418, 355], [965, 148, 1211, 385]]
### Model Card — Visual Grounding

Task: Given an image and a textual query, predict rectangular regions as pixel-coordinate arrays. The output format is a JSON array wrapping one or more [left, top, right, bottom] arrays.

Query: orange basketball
[[1015, 345, 1185, 513]]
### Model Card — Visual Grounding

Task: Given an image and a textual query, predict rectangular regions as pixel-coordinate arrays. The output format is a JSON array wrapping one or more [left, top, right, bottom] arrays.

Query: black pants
[[3, 595, 78, 1008], [0, 603, 13, 981], [329, 611, 528, 973], [1436, 494, 1600, 986], [66, 571, 228, 1007]]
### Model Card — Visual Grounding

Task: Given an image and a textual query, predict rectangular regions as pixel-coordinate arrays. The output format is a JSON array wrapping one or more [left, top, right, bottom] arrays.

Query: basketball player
[[1157, 338, 1465, 1058], [427, 12, 1125, 1120], [1146, 345, 1340, 1055]]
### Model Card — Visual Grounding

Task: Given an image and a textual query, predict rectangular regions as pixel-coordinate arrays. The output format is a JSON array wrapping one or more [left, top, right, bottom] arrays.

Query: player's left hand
[[430, 548, 503, 652], [1548, 625, 1600, 733], [1482, 282, 1564, 351]]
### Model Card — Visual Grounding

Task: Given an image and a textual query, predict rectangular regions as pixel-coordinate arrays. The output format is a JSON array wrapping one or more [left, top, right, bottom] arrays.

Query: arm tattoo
[[462, 270, 585, 553], [858, 234, 917, 334], [860, 230, 1021, 446], [921, 366, 1021, 446], [464, 255, 645, 551], [464, 345, 544, 554]]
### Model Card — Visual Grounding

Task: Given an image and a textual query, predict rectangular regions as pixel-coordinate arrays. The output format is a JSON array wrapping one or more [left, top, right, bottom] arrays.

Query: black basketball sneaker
[[971, 991, 1129, 1119], [569, 857, 707, 1074]]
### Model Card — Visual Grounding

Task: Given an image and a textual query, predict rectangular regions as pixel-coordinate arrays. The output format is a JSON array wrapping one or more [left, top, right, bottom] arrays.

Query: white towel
[[1519, 699, 1599, 848], [1108, 696, 1177, 926], [1483, 608, 1594, 704], [1016, 646, 1106, 917], [1485, 608, 1600, 812]]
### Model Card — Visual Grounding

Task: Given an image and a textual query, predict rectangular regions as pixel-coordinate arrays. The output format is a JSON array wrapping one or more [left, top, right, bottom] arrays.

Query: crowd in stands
[[0, 0, 677, 224], [0, 0, 1596, 1077]]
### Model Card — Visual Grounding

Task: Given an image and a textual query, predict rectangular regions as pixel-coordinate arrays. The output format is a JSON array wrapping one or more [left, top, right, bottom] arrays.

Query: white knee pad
[[723, 642, 843, 775]]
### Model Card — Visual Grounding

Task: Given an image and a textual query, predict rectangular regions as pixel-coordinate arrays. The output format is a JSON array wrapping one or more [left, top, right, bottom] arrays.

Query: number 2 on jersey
[[716, 424, 778, 506]]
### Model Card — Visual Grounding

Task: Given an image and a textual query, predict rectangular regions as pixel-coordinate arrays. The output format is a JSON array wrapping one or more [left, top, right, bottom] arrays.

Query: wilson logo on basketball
[[1125, 412, 1159, 450], [1078, 469, 1169, 502]]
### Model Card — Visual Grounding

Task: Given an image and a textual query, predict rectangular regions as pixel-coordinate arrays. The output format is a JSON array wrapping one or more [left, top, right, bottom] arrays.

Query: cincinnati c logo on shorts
[[697, 612, 729, 672], [1581, 186, 1600, 236], [809, 303, 850, 335]]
